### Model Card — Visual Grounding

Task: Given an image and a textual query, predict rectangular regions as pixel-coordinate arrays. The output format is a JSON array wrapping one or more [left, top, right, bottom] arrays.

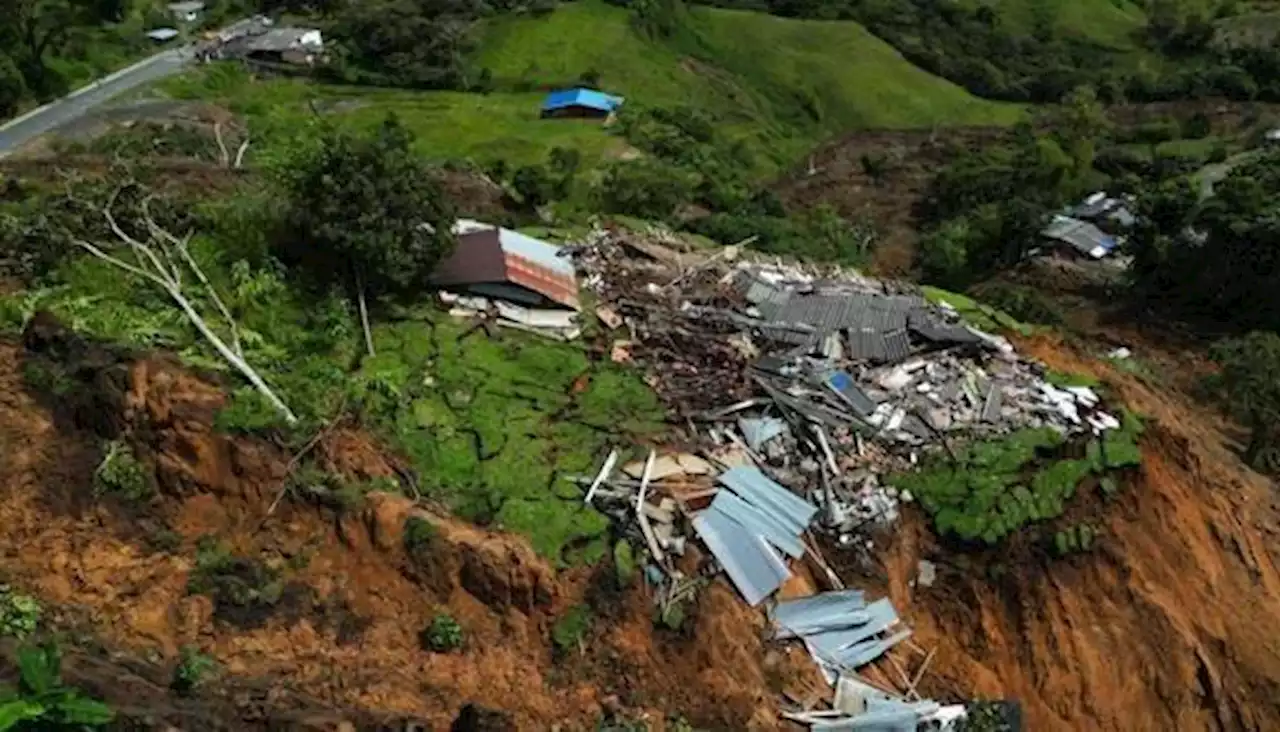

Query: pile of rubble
[[569, 225, 1114, 729]]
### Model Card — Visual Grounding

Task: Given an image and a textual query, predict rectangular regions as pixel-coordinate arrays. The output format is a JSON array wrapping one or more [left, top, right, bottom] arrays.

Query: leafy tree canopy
[[1210, 332, 1280, 469], [271, 115, 456, 306]]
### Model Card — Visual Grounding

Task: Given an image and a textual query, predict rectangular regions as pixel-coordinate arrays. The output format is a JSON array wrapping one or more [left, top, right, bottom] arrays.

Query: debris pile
[[569, 225, 1119, 728], [573, 226, 1119, 546]]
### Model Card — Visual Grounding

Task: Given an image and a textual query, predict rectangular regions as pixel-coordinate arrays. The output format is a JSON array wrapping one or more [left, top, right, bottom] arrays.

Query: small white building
[[168, 1, 205, 23]]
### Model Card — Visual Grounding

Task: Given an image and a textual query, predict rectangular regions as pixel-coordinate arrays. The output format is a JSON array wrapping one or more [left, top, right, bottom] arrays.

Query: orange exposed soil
[[0, 327, 817, 729], [5, 309, 1280, 729], [875, 333, 1280, 732]]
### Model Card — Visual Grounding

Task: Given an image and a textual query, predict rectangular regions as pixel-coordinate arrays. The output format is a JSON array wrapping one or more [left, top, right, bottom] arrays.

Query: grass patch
[[551, 605, 592, 656], [892, 411, 1144, 545], [150, 1, 1020, 173], [920, 285, 1033, 335]]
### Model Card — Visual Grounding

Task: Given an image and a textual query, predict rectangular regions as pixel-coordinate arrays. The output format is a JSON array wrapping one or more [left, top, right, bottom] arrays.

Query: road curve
[[0, 19, 259, 158]]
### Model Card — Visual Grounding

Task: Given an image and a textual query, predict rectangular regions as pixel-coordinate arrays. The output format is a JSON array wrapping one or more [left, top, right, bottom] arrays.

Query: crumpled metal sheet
[[692, 507, 790, 607], [718, 466, 818, 535]]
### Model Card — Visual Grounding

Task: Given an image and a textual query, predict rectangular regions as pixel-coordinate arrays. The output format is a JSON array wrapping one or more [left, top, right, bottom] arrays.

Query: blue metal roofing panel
[[772, 590, 868, 639], [496, 228, 575, 278], [838, 629, 913, 668], [738, 417, 789, 450], [709, 490, 806, 559], [718, 466, 818, 535], [693, 508, 790, 606], [542, 88, 624, 113], [803, 598, 899, 665]]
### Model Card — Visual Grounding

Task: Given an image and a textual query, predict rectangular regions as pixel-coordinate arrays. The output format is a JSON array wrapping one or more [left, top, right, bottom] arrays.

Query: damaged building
[[433, 220, 580, 310]]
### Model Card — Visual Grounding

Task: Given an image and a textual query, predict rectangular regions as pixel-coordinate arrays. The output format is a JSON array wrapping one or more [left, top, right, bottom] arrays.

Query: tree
[[1210, 332, 1280, 470], [0, 54, 26, 119], [2, 0, 96, 96], [272, 115, 456, 357], [510, 164, 555, 210]]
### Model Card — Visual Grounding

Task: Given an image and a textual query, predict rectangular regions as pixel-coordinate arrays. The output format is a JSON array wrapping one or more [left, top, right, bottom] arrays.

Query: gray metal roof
[[692, 508, 790, 606], [1042, 216, 1116, 257], [708, 489, 807, 558], [246, 27, 322, 52], [718, 466, 818, 535], [772, 589, 867, 639]]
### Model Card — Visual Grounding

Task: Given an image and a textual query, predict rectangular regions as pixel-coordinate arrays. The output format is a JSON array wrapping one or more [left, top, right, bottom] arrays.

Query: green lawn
[[974, 0, 1148, 50], [150, 1, 1021, 170], [158, 66, 621, 168]]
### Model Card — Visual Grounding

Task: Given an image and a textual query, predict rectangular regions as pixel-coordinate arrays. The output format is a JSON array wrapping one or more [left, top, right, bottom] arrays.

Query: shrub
[[403, 516, 438, 557], [0, 587, 41, 639], [551, 605, 591, 655], [0, 644, 113, 728], [420, 612, 464, 653], [612, 539, 636, 587], [93, 440, 154, 502], [171, 646, 217, 695], [596, 159, 695, 220]]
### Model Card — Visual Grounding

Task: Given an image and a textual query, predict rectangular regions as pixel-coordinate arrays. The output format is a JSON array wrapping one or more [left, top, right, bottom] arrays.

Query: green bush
[[0, 643, 114, 729], [0, 587, 41, 639], [403, 516, 439, 557], [92, 441, 154, 502], [171, 646, 216, 695], [612, 539, 636, 587], [1053, 524, 1098, 556], [552, 606, 591, 655], [421, 613, 464, 653], [893, 414, 1144, 546]]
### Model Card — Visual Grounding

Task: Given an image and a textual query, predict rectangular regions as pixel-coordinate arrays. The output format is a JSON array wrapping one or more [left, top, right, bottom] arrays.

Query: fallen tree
[[68, 185, 298, 425]]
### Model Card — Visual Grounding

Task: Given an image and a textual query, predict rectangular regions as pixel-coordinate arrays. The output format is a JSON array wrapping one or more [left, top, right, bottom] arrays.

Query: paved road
[[0, 18, 260, 157]]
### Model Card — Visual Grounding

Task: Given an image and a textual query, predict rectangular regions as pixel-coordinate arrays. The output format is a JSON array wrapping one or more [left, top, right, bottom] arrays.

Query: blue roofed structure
[[541, 88, 624, 119]]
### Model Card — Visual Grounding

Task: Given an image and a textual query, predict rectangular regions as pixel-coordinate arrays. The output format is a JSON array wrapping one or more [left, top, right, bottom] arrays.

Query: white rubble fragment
[[1107, 346, 1132, 360]]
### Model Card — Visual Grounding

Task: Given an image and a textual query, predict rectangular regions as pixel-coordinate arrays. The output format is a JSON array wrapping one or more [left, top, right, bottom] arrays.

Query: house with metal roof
[[541, 88, 624, 119], [431, 220, 580, 310], [1041, 215, 1118, 259], [168, 1, 205, 23]]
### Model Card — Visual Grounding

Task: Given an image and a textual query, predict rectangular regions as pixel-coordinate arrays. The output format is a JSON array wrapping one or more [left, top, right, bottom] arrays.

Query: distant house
[[1070, 191, 1135, 231], [1041, 215, 1119, 260], [242, 27, 324, 65], [168, 1, 205, 23], [431, 220, 580, 310], [146, 28, 181, 42], [541, 88, 624, 120]]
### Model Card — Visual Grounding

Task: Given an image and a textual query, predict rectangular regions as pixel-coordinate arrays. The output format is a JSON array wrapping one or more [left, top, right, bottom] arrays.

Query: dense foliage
[[1208, 332, 1280, 470], [0, 643, 114, 729], [1127, 148, 1280, 331], [686, 0, 1280, 104], [271, 115, 456, 330]]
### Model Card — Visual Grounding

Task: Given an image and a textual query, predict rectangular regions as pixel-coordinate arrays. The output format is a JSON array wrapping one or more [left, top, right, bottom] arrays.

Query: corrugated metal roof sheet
[[772, 589, 868, 639], [824, 371, 877, 416], [709, 489, 806, 559], [692, 508, 790, 606], [718, 466, 818, 535], [542, 88, 625, 113], [1042, 215, 1117, 258]]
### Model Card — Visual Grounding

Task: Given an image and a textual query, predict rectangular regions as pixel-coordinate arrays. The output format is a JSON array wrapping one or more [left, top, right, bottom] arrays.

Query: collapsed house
[[432, 220, 581, 339], [1040, 214, 1119, 260], [571, 225, 1118, 729]]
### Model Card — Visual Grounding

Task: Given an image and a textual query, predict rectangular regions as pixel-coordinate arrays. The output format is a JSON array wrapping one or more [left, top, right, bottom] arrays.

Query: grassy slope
[[157, 2, 1019, 169], [477, 3, 1021, 146], [980, 0, 1148, 50]]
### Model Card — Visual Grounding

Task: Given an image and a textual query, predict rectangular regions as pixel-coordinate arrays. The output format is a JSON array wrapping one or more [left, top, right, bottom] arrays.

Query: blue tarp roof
[[542, 88, 624, 113]]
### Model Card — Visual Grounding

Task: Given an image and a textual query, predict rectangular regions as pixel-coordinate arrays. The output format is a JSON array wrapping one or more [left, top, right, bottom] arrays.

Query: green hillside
[[476, 2, 1022, 139], [157, 2, 1019, 173], [976, 0, 1148, 50]]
